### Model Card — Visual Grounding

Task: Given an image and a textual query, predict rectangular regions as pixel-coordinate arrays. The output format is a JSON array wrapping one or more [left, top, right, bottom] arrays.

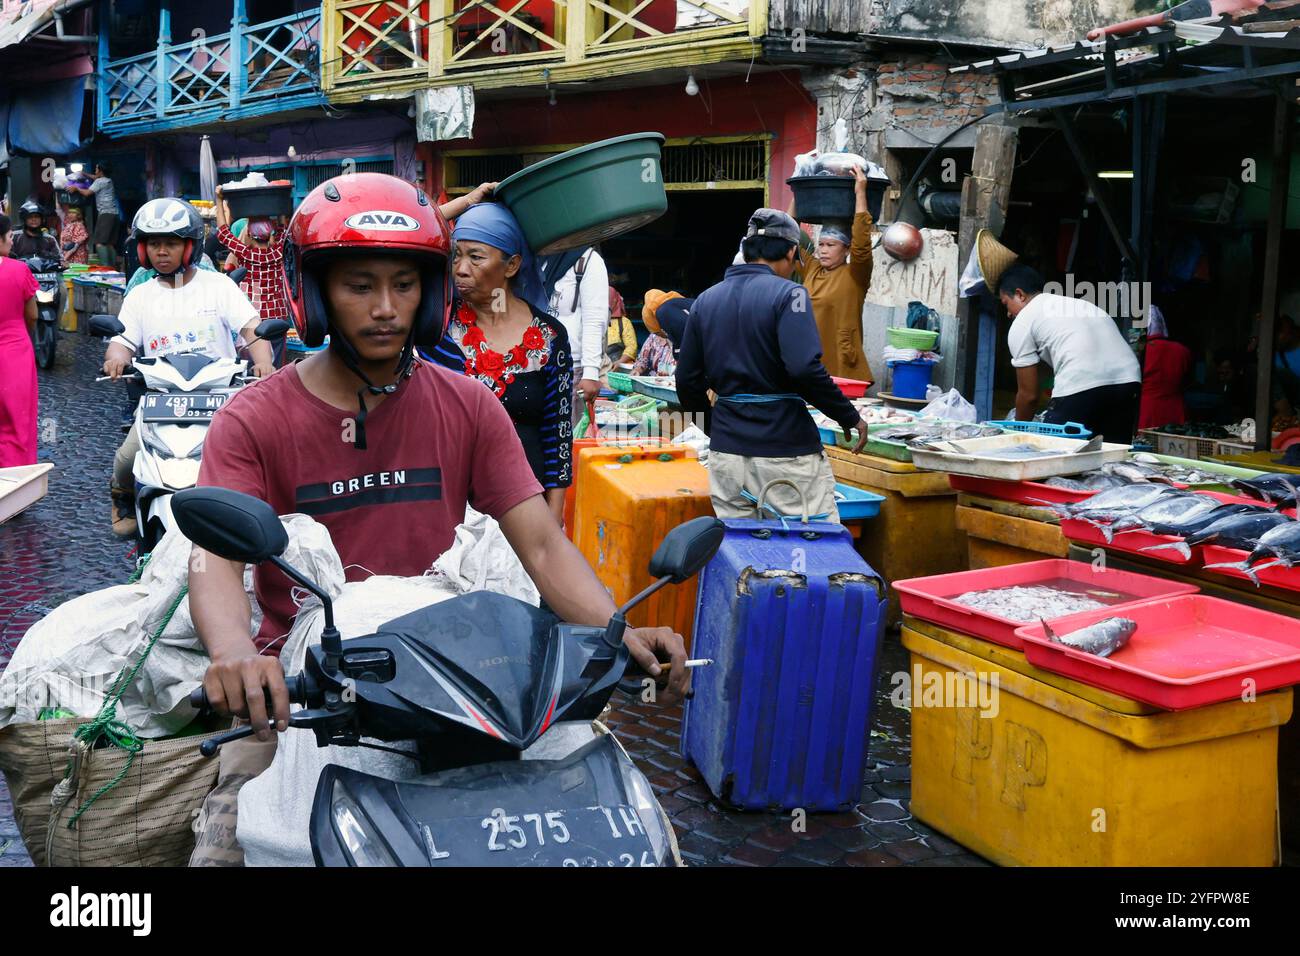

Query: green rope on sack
[[63, 585, 189, 828], [126, 551, 152, 584], [618, 454, 633, 464], [657, 453, 674, 462]]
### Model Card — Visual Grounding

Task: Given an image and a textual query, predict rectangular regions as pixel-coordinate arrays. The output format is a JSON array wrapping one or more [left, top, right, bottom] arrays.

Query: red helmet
[[282, 173, 452, 349]]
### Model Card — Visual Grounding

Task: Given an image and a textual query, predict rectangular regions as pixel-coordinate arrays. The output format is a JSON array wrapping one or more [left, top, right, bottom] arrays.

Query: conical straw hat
[[977, 229, 1019, 291]]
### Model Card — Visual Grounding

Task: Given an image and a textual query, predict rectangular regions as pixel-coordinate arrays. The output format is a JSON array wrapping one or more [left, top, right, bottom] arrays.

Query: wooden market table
[[954, 493, 1069, 568], [824, 445, 965, 629]]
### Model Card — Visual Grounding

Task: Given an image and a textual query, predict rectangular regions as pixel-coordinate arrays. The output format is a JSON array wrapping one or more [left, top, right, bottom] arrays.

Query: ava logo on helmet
[[343, 210, 421, 232]]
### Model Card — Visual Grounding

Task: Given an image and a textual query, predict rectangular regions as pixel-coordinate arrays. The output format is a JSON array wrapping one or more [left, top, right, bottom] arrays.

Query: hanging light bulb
[[287, 145, 297, 159], [685, 71, 699, 96]]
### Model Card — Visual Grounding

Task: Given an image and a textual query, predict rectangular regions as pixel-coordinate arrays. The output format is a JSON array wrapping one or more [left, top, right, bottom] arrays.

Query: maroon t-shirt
[[197, 360, 543, 654]]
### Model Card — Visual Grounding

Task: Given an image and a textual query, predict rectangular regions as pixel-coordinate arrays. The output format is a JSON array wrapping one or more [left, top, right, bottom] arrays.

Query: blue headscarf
[[451, 203, 548, 315]]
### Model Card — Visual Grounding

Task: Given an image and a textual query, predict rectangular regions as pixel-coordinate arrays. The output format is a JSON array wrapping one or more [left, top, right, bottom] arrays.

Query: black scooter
[[173, 487, 723, 867], [25, 255, 64, 370]]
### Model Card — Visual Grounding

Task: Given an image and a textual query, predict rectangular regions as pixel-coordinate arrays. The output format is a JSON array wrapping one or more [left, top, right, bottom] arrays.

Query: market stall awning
[[951, 14, 1300, 113], [0, 0, 93, 51]]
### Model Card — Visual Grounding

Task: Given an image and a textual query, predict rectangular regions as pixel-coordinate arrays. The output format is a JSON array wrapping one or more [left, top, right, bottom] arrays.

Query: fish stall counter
[[892, 558, 1298, 866]]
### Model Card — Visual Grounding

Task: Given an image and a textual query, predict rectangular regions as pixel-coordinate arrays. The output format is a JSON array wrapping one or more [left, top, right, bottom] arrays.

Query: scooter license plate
[[421, 805, 657, 867], [140, 393, 227, 422]]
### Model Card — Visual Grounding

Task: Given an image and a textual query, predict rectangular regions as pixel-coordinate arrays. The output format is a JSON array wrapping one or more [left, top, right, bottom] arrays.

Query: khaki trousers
[[708, 450, 840, 523]]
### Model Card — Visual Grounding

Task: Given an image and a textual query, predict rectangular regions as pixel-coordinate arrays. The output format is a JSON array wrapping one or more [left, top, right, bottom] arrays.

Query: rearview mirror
[[254, 319, 290, 341], [88, 313, 126, 338], [172, 487, 288, 564], [648, 516, 725, 583]]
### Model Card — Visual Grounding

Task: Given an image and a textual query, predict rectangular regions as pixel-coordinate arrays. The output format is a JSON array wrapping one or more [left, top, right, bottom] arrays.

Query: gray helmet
[[18, 199, 43, 219], [131, 197, 203, 273]]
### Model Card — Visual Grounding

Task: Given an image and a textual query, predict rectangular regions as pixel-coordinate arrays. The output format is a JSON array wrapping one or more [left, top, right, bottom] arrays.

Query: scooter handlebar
[[189, 673, 310, 712]]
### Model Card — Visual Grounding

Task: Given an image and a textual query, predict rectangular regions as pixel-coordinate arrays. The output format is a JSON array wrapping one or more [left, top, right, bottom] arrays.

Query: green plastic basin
[[495, 132, 668, 255]]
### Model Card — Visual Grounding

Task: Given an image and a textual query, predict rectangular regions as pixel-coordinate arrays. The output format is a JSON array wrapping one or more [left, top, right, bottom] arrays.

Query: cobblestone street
[[0, 330, 986, 868]]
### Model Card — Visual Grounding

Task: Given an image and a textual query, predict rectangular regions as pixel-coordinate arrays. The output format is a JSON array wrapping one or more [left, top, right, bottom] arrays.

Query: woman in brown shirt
[[795, 165, 875, 381]]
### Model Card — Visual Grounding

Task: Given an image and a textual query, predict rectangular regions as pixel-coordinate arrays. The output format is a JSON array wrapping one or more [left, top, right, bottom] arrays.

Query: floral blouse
[[425, 301, 573, 490]]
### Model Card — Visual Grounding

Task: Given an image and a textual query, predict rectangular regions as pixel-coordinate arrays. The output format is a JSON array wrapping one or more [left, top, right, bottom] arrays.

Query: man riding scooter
[[186, 173, 688, 864], [103, 197, 274, 537], [10, 200, 62, 262]]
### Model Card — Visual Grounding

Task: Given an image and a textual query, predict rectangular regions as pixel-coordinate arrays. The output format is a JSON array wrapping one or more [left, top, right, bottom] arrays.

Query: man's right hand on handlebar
[[203, 641, 291, 740]]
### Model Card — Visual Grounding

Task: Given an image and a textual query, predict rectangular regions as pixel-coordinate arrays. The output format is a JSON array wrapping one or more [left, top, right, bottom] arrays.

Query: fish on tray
[[875, 423, 1002, 447], [1043, 472, 1129, 492], [1144, 501, 1263, 538], [1048, 484, 1181, 523], [1142, 510, 1294, 561], [1041, 617, 1137, 658], [1100, 460, 1179, 485], [1105, 492, 1221, 543], [952, 585, 1109, 622], [1230, 474, 1300, 509], [1203, 517, 1300, 586]]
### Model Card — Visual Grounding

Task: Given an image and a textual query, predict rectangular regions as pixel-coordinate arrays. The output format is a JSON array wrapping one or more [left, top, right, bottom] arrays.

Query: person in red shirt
[[190, 173, 689, 744], [1138, 305, 1193, 430], [215, 194, 292, 364]]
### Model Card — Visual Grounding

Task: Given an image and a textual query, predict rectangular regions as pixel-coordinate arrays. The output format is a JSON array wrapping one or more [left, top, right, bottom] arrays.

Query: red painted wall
[[422, 71, 816, 207]]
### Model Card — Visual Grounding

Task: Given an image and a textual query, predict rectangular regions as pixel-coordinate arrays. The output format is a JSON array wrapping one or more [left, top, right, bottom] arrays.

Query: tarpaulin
[[7, 75, 85, 155]]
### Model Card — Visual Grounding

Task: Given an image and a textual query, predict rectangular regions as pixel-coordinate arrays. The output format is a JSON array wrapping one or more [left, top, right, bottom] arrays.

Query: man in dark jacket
[[676, 208, 869, 522]]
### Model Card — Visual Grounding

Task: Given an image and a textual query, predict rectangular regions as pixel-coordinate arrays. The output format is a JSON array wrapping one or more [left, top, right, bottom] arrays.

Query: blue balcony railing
[[98, 9, 325, 136]]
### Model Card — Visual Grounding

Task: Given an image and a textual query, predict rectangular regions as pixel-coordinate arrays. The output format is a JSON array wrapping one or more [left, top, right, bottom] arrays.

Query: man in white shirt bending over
[[998, 264, 1142, 443], [546, 247, 610, 421], [101, 197, 273, 537]]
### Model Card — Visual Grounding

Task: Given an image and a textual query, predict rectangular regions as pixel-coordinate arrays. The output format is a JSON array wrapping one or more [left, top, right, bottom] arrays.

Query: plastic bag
[[906, 300, 940, 332], [919, 388, 977, 423], [791, 150, 887, 180]]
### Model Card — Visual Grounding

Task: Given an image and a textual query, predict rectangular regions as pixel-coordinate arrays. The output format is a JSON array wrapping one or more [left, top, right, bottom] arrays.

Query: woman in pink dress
[[0, 214, 40, 467]]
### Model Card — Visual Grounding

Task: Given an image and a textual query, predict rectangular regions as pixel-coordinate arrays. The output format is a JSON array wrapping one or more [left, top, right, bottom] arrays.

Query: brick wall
[[873, 57, 999, 131]]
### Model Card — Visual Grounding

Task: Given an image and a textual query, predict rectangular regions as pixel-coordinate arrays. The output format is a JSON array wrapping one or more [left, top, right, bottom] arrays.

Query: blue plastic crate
[[983, 419, 1091, 439], [834, 483, 884, 520], [683, 520, 887, 811]]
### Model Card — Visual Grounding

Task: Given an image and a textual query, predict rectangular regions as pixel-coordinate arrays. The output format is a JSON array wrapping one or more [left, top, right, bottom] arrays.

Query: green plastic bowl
[[886, 327, 939, 350], [495, 133, 668, 255]]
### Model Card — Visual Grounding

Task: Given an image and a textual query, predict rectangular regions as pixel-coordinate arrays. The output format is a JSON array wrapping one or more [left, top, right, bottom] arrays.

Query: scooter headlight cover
[[331, 782, 399, 867], [310, 736, 669, 867]]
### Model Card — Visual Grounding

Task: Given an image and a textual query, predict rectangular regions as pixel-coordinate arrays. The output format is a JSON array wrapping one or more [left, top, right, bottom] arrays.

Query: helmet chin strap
[[328, 327, 417, 451]]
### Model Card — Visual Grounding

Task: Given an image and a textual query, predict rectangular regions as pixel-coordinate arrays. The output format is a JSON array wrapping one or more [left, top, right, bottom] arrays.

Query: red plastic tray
[[892, 559, 1201, 650], [1059, 518, 1199, 565], [832, 376, 871, 399], [1057, 492, 1268, 567], [948, 474, 1097, 506], [1016, 595, 1300, 710], [1200, 544, 1300, 593]]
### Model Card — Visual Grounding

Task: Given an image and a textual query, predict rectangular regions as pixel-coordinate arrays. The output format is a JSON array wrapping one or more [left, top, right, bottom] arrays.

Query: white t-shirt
[[115, 268, 258, 360], [89, 176, 117, 215], [1007, 293, 1141, 398], [548, 250, 609, 381]]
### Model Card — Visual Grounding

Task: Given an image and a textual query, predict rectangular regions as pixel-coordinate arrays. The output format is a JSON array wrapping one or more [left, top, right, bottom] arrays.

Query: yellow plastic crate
[[903, 627, 1290, 867]]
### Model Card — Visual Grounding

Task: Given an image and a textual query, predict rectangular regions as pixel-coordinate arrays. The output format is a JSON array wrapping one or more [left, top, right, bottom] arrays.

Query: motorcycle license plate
[[140, 393, 227, 422], [420, 804, 657, 867]]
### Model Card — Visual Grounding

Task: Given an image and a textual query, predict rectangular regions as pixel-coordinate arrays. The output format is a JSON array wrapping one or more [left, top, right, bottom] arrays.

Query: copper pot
[[882, 221, 923, 261]]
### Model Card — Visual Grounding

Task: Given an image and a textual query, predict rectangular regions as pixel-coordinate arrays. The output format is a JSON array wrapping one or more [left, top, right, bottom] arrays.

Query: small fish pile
[[1044, 473, 1129, 492], [874, 422, 1003, 448], [951, 585, 1111, 622], [1042, 617, 1137, 658]]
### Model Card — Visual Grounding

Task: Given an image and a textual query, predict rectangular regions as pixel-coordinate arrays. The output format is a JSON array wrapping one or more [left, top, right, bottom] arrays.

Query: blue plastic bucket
[[889, 360, 935, 400]]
